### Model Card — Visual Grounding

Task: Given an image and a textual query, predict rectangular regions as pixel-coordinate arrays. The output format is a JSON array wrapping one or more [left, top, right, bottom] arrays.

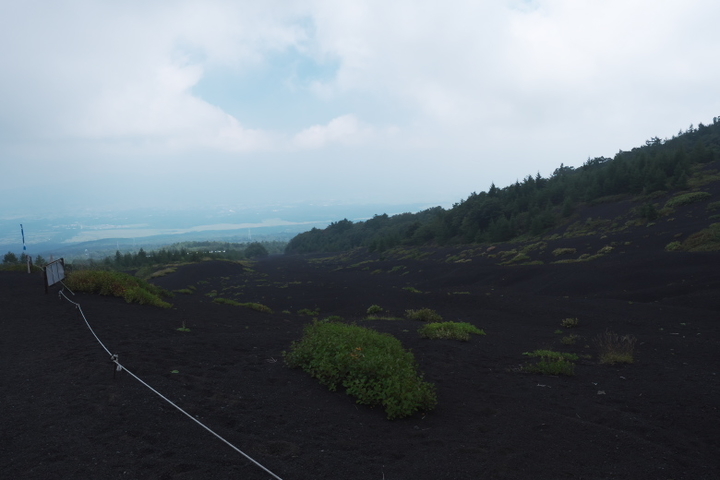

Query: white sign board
[[45, 259, 66, 287]]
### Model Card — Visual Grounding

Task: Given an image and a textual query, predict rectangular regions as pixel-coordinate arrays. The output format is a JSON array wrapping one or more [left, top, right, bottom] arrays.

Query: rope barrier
[[58, 289, 285, 480]]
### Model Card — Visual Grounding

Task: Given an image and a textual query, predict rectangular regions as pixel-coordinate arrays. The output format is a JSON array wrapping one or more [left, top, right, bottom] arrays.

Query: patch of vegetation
[[706, 201, 720, 212], [521, 350, 578, 376], [596, 245, 614, 255], [500, 253, 532, 265], [241, 302, 273, 314], [298, 308, 320, 316], [388, 265, 407, 273], [365, 315, 403, 321], [560, 317, 579, 328], [367, 305, 384, 314], [174, 287, 195, 294], [418, 322, 486, 341], [213, 297, 240, 306], [665, 191, 711, 208], [322, 315, 344, 322], [402, 287, 423, 294], [65, 270, 172, 308], [284, 320, 437, 419], [405, 308, 443, 322], [148, 267, 178, 279], [560, 334, 580, 345], [552, 248, 577, 257], [681, 223, 720, 251], [595, 331, 637, 365], [212, 297, 273, 313], [665, 241, 682, 251], [177, 321, 191, 332]]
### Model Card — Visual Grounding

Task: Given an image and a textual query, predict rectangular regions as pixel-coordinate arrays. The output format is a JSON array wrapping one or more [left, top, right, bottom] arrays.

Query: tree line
[[3, 240, 285, 271], [286, 118, 720, 253]]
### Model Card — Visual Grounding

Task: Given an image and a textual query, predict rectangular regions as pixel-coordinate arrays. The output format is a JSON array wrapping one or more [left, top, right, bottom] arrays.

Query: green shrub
[[522, 350, 578, 376], [595, 330, 636, 365], [367, 305, 384, 315], [405, 308, 443, 322], [552, 248, 577, 257], [418, 322, 485, 341], [284, 320, 437, 419], [298, 308, 320, 316], [65, 270, 171, 308], [665, 191, 711, 208]]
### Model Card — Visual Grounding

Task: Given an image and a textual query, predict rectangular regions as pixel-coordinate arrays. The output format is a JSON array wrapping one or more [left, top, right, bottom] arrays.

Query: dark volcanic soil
[[3, 246, 720, 479]]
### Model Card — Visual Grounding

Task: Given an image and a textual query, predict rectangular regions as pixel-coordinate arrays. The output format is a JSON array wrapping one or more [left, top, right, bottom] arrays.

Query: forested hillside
[[286, 118, 720, 253]]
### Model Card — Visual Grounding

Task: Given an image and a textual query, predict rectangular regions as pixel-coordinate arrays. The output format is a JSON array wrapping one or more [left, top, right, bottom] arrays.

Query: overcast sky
[[2, 0, 719, 217]]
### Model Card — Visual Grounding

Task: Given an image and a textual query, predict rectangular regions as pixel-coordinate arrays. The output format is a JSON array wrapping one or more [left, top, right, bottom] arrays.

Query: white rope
[[60, 290, 112, 357], [58, 289, 285, 480]]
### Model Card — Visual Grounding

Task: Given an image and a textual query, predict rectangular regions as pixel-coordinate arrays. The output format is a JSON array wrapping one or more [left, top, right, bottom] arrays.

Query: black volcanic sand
[[3, 248, 720, 479]]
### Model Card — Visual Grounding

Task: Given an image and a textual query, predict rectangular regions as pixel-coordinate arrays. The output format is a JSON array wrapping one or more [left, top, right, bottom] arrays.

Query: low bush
[[284, 320, 437, 419], [298, 308, 320, 316], [65, 270, 171, 308], [595, 330, 636, 365], [418, 322, 485, 341], [552, 248, 577, 257], [405, 308, 443, 322], [522, 350, 578, 376]]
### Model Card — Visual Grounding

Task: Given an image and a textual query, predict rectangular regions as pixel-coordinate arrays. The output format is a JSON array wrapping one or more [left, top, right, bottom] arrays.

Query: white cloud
[[292, 114, 377, 149]]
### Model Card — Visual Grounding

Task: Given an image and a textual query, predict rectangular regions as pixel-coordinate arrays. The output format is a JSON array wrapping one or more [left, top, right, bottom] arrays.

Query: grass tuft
[[595, 330, 637, 365], [521, 350, 578, 376], [405, 308, 443, 322], [418, 322, 485, 341]]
